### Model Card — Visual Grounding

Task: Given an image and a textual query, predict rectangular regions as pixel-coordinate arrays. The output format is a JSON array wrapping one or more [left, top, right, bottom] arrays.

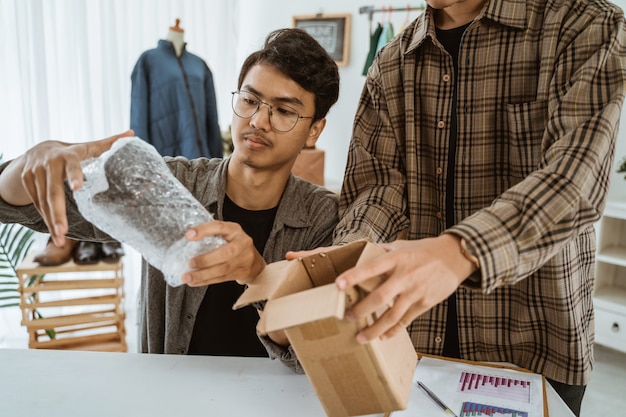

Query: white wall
[[3, 0, 626, 193], [609, 0, 626, 199], [233, 0, 422, 187], [233, 0, 626, 194]]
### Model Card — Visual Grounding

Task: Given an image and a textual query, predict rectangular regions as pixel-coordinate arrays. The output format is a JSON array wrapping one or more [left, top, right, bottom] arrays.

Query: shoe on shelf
[[73, 241, 102, 265], [33, 237, 79, 266], [101, 241, 124, 263]]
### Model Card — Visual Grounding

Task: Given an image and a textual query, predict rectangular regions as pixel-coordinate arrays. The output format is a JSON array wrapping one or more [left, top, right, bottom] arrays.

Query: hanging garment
[[375, 21, 395, 53], [130, 40, 223, 159], [362, 23, 383, 76]]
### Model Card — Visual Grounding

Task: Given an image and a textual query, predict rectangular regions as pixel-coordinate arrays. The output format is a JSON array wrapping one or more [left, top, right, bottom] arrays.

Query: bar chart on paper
[[460, 401, 529, 417], [458, 371, 531, 403], [410, 356, 545, 417]]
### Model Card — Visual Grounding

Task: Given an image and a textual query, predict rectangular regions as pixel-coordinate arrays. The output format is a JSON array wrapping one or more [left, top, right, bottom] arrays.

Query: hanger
[[403, 3, 412, 27]]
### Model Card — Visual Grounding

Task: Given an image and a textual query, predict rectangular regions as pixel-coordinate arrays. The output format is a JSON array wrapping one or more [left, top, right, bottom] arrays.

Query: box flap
[[234, 240, 375, 310], [233, 259, 305, 309], [257, 283, 351, 334], [303, 240, 368, 284]]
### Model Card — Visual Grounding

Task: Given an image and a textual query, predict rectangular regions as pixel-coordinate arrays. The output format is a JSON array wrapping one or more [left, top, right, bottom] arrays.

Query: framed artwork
[[293, 13, 351, 66]]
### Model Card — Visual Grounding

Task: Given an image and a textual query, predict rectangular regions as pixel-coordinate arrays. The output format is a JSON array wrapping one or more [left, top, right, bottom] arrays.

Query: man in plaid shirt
[[327, 0, 626, 415]]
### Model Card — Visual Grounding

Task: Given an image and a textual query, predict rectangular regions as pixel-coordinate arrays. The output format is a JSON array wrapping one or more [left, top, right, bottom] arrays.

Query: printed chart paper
[[395, 356, 545, 417]]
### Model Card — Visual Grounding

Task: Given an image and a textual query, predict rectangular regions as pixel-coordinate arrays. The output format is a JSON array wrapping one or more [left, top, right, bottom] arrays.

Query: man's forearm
[[0, 156, 32, 206]]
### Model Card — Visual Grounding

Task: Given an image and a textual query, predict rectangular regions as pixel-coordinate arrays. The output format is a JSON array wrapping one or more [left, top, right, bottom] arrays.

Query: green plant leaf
[[618, 156, 626, 179], [0, 222, 41, 309], [0, 302, 19, 308]]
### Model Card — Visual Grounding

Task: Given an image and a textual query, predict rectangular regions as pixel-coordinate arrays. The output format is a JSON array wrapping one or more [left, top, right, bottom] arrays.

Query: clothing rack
[[359, 5, 425, 24], [359, 5, 426, 33]]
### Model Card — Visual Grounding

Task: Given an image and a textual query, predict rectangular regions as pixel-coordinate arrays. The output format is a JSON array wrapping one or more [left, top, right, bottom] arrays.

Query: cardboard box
[[234, 240, 418, 417], [292, 146, 325, 185]]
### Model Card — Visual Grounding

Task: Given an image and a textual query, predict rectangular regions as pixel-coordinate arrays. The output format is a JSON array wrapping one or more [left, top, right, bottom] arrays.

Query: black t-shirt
[[436, 22, 470, 359], [187, 194, 278, 357]]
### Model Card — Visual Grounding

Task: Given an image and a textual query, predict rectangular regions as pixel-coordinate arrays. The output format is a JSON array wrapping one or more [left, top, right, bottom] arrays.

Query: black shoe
[[73, 241, 102, 265], [101, 241, 124, 263]]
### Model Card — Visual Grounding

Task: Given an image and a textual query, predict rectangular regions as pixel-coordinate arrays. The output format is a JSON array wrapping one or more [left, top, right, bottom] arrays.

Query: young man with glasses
[[0, 28, 340, 359]]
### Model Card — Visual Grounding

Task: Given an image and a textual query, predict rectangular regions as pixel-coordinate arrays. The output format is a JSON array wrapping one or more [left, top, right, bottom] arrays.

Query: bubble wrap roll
[[73, 137, 225, 286]]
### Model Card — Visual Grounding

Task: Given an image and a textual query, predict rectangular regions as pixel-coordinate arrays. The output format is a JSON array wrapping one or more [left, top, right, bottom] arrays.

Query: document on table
[[395, 356, 546, 417]]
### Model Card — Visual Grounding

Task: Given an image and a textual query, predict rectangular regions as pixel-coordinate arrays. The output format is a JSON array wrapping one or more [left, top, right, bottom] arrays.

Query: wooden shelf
[[23, 294, 121, 309], [30, 335, 127, 352], [17, 253, 123, 274], [16, 252, 127, 353], [20, 278, 124, 293], [24, 309, 121, 329]]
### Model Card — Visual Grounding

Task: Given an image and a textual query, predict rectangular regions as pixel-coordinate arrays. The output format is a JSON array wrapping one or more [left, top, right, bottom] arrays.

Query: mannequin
[[166, 18, 185, 57], [131, 17, 223, 159]]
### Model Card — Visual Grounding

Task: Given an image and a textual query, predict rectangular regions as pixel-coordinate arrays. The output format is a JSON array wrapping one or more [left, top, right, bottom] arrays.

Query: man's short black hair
[[238, 28, 340, 121]]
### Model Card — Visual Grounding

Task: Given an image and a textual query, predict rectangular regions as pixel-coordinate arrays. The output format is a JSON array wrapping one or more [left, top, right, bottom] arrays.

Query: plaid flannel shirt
[[335, 0, 626, 385]]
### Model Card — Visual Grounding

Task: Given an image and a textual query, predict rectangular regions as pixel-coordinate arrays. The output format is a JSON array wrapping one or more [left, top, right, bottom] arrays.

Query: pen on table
[[416, 381, 458, 417]]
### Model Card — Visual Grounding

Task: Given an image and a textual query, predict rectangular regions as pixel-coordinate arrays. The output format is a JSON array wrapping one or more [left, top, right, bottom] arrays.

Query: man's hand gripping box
[[234, 240, 418, 417]]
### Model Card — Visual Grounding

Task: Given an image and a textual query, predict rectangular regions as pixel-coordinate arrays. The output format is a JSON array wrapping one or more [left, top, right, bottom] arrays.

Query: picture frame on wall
[[292, 13, 351, 67]]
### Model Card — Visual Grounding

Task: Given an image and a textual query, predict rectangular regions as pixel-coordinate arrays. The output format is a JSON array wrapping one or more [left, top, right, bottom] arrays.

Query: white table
[[0, 349, 573, 417]]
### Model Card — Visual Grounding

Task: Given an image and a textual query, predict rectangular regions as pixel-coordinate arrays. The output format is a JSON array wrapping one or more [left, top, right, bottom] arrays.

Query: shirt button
[[437, 120, 445, 128], [435, 336, 442, 343], [436, 212, 442, 219], [178, 348, 186, 354], [443, 74, 450, 82], [186, 314, 194, 320], [436, 167, 443, 175]]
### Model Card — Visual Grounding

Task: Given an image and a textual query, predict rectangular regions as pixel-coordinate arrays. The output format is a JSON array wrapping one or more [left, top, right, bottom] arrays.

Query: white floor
[[580, 344, 626, 415]]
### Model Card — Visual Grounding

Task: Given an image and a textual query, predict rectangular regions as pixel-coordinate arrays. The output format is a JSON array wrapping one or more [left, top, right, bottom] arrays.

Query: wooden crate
[[16, 252, 127, 352]]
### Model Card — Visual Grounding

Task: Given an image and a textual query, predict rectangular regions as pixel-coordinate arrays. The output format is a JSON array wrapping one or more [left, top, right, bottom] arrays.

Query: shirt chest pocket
[[506, 100, 548, 180]]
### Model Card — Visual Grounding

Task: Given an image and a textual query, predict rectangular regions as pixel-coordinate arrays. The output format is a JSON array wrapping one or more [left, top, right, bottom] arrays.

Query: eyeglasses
[[231, 90, 315, 132]]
